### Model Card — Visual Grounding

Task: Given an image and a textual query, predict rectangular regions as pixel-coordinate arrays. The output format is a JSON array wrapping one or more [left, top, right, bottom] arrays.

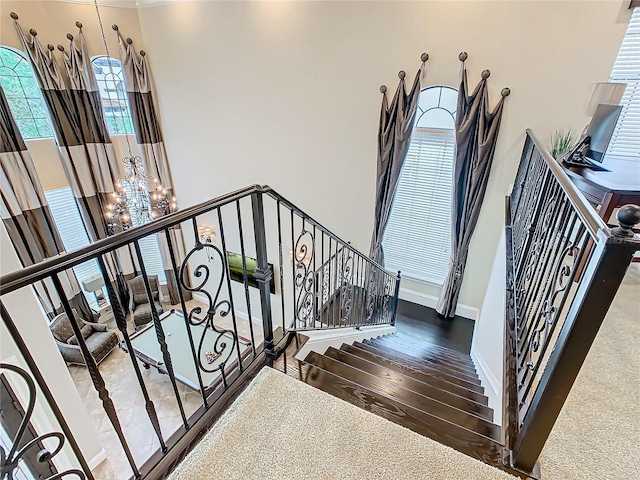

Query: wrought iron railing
[[0, 185, 399, 480], [503, 130, 640, 473]]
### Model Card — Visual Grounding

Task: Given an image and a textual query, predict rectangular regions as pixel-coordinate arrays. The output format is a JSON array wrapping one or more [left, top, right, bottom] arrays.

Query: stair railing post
[[251, 190, 275, 355], [391, 271, 401, 326], [512, 206, 640, 472]]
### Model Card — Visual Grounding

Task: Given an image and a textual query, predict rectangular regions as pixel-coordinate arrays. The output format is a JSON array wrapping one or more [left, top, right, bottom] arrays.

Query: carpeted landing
[[169, 366, 517, 480]]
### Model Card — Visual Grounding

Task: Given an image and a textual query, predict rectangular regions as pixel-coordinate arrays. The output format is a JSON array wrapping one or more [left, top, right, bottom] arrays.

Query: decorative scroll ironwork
[[293, 229, 316, 328], [510, 157, 595, 422], [365, 269, 378, 323], [521, 243, 580, 376], [339, 249, 354, 323], [179, 240, 237, 387], [0, 363, 85, 480]]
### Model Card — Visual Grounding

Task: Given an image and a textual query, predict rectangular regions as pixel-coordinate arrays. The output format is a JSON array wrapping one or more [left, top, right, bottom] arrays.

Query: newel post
[[251, 190, 275, 355], [512, 205, 640, 472], [391, 271, 401, 326]]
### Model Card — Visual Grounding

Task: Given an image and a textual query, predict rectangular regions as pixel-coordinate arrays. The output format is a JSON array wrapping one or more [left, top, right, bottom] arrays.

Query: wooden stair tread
[[370, 337, 478, 375], [345, 343, 489, 407], [372, 337, 481, 384], [305, 352, 500, 440], [299, 361, 504, 468], [328, 346, 494, 422], [394, 333, 476, 363], [371, 337, 478, 374], [341, 342, 489, 408], [366, 339, 480, 381], [355, 342, 485, 395]]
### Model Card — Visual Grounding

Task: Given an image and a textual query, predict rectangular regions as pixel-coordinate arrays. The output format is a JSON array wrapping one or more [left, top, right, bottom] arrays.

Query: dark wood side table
[[561, 157, 640, 261]]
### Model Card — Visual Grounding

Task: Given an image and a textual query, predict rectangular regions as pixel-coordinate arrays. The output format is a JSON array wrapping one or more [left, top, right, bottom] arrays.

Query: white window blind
[[383, 128, 454, 284], [607, 7, 640, 162], [45, 187, 166, 297], [45, 187, 102, 307], [137, 235, 167, 284]]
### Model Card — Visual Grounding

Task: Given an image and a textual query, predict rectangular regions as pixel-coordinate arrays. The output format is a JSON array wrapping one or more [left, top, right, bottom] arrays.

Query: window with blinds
[[607, 7, 640, 162], [383, 85, 457, 285], [46, 187, 103, 307], [45, 187, 166, 308]]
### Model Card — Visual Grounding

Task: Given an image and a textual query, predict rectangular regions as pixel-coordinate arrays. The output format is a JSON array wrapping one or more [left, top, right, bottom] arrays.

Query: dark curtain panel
[[436, 58, 510, 318], [0, 86, 93, 321], [369, 53, 429, 266], [117, 31, 189, 303], [13, 21, 130, 309]]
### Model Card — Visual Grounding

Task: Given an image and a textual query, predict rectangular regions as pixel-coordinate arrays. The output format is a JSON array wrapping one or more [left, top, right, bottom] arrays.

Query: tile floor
[[68, 299, 264, 480]]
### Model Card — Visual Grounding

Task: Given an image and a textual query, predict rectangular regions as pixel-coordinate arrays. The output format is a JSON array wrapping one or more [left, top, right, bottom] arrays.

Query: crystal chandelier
[[107, 154, 176, 232], [91, 0, 177, 234]]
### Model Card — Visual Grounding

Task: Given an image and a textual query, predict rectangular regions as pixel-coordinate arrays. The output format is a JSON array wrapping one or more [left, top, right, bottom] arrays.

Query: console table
[[561, 157, 640, 260], [562, 157, 640, 224]]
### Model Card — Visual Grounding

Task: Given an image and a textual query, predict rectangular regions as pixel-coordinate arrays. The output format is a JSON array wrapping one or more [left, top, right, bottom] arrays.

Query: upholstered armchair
[[127, 275, 164, 330], [49, 311, 118, 366]]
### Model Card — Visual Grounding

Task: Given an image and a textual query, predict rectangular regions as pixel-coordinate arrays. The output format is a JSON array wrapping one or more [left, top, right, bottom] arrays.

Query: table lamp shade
[[585, 82, 627, 117], [81, 274, 105, 293]]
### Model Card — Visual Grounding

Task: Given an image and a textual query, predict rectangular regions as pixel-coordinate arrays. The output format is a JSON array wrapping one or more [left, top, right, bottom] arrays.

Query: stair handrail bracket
[[0, 183, 399, 480], [503, 130, 640, 474]]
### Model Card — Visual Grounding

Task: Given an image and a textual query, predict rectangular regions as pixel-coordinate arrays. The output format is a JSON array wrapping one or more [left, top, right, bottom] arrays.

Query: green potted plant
[[550, 128, 577, 161]]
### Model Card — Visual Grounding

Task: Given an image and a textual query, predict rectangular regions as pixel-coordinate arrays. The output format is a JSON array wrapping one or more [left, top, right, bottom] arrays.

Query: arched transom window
[[0, 46, 53, 140], [383, 85, 457, 284]]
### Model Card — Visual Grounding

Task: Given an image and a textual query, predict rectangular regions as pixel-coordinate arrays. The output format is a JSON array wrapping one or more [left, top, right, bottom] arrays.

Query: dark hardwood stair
[[353, 341, 486, 397], [272, 332, 515, 475]]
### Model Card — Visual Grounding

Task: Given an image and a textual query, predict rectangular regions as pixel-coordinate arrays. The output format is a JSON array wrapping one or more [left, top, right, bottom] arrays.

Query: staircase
[[275, 332, 508, 472]]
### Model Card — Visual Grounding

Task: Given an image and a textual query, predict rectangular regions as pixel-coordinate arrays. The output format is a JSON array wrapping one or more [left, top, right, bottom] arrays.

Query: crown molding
[[38, 0, 191, 9]]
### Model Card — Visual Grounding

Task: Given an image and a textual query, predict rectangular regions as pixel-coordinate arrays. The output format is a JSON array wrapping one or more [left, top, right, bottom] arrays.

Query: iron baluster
[[96, 256, 168, 450], [178, 225, 238, 389], [163, 228, 209, 407], [132, 241, 189, 429], [276, 199, 286, 336], [0, 303, 93, 479], [0, 363, 86, 480], [214, 208, 244, 373], [50, 274, 140, 478], [236, 200, 257, 356]]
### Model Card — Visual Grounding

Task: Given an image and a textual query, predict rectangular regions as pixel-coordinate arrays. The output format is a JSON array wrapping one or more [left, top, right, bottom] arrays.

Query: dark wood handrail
[[0, 185, 261, 295], [0, 184, 393, 296], [262, 187, 389, 272], [525, 128, 608, 239]]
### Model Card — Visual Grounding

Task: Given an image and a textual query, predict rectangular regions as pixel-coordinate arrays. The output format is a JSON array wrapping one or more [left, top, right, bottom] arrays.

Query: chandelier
[[106, 154, 176, 232], [91, 0, 177, 234]]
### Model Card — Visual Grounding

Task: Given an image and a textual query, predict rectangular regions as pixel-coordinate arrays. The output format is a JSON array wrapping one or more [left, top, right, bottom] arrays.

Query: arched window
[[0, 46, 53, 140], [383, 85, 457, 284], [91, 56, 134, 135]]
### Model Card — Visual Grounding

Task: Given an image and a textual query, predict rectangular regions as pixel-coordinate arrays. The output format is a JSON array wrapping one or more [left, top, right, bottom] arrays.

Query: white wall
[[1, 0, 631, 311], [471, 229, 507, 426], [137, 0, 631, 313]]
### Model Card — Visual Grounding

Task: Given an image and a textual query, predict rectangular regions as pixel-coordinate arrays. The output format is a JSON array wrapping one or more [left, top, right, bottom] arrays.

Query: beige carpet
[[539, 263, 640, 479], [169, 366, 517, 480], [169, 265, 639, 480]]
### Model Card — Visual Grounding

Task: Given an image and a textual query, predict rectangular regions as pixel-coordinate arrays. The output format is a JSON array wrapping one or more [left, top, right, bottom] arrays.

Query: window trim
[[90, 55, 135, 136]]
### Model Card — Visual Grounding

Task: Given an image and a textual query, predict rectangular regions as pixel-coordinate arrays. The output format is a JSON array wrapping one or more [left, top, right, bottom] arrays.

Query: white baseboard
[[294, 325, 396, 361], [88, 448, 107, 470], [470, 347, 502, 427], [399, 287, 479, 321]]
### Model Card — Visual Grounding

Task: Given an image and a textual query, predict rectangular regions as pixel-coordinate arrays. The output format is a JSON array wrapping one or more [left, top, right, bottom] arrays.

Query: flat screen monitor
[[585, 103, 622, 163]]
